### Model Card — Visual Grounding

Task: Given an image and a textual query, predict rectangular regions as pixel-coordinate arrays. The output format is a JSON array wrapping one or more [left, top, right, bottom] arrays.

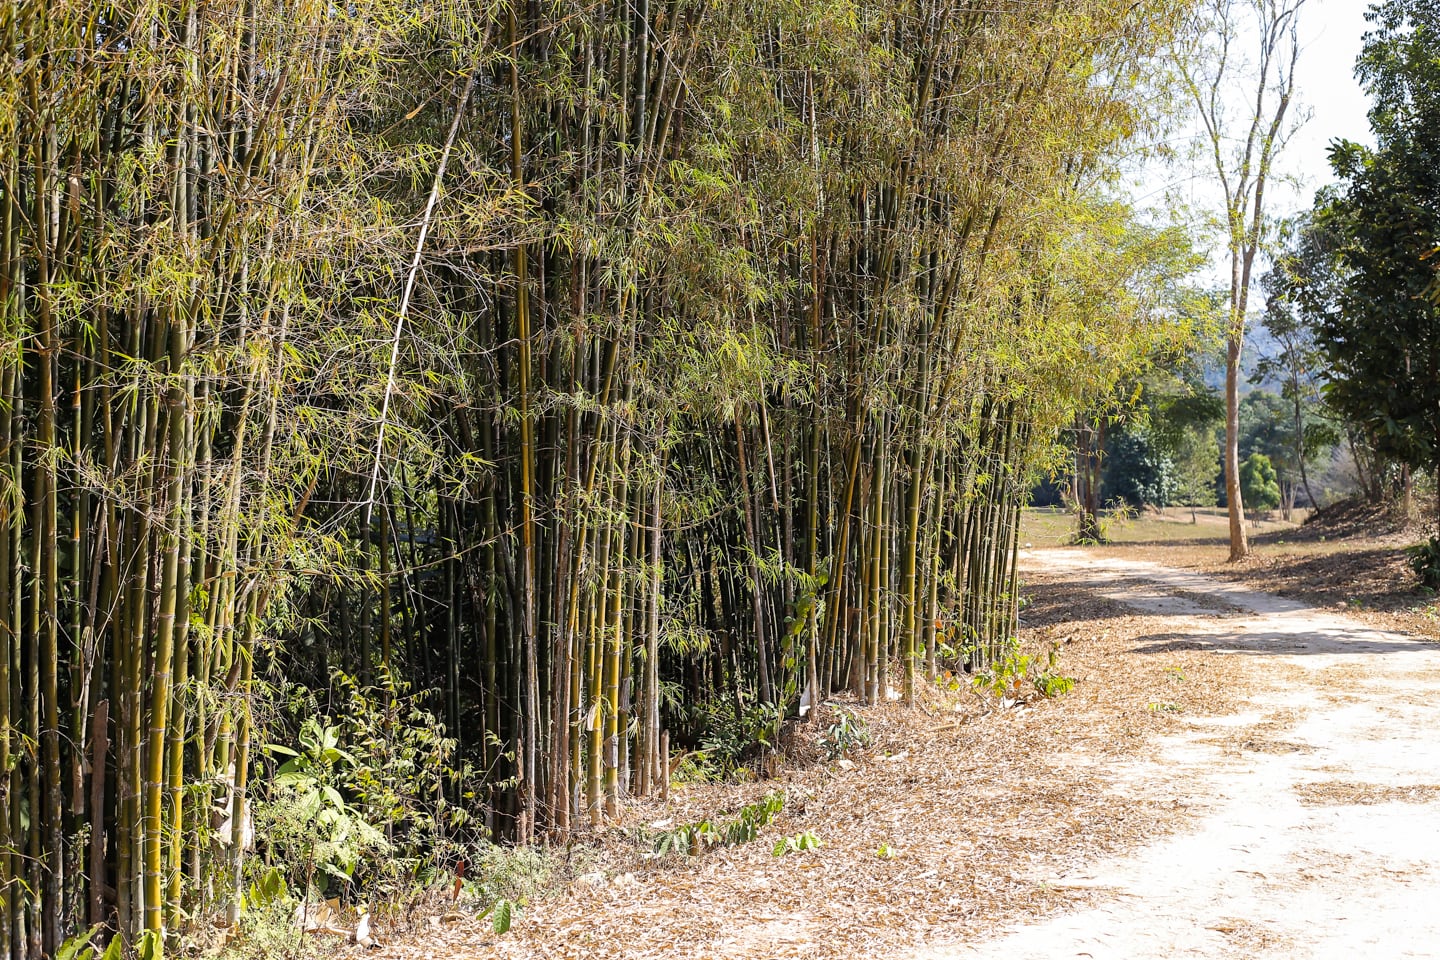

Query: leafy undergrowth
[[320, 586, 1258, 960], [195, 841, 571, 960]]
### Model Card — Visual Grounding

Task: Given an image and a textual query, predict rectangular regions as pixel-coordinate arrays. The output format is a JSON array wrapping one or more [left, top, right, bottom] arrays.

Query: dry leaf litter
[[332, 569, 1271, 960]]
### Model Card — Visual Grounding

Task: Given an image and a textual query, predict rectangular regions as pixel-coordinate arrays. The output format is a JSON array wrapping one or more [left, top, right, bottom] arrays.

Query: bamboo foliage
[[0, 0, 1198, 953], [0, 0, 487, 947]]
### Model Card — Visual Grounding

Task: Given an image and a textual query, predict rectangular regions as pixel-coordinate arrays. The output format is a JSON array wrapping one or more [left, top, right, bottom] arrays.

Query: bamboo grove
[[0, 0, 1198, 952]]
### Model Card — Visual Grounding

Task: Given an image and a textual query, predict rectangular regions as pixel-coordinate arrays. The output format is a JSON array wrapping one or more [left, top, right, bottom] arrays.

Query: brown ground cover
[[318, 500, 1435, 960], [339, 575, 1258, 960]]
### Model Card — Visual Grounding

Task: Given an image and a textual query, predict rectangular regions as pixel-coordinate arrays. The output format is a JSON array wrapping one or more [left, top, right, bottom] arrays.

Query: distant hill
[[1199, 325, 1282, 397]]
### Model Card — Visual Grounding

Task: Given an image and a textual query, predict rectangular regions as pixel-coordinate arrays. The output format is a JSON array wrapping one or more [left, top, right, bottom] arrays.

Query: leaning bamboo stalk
[[365, 65, 480, 522]]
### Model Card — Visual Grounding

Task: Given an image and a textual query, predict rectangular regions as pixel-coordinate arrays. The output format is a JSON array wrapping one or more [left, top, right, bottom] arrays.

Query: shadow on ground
[[1129, 628, 1434, 658]]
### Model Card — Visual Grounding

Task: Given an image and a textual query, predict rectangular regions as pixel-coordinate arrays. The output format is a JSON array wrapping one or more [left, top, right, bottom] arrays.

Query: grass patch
[[1022, 506, 1297, 551]]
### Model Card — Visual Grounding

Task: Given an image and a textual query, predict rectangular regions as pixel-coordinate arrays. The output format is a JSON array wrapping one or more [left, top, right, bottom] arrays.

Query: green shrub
[[253, 671, 482, 907], [971, 640, 1075, 702], [653, 791, 784, 856], [256, 717, 388, 897], [1407, 537, 1440, 588], [772, 830, 823, 856], [698, 701, 783, 776], [819, 706, 869, 760], [1239, 452, 1281, 512]]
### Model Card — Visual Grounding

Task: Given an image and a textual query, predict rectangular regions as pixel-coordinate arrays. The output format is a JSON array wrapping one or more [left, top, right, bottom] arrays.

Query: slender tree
[[1179, 0, 1307, 560]]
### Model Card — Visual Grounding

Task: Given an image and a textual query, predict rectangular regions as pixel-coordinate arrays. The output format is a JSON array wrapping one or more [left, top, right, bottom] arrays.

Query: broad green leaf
[[492, 898, 517, 934], [136, 929, 163, 960], [56, 924, 102, 960]]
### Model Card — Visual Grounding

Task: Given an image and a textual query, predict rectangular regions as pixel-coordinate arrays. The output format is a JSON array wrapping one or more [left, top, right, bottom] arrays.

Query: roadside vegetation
[[1067, 0, 1440, 573], [0, 1, 1209, 957], [6, 0, 1440, 958]]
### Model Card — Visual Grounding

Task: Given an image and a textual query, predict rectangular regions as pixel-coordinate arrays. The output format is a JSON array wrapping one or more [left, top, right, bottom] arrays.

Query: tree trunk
[[1225, 332, 1249, 560]]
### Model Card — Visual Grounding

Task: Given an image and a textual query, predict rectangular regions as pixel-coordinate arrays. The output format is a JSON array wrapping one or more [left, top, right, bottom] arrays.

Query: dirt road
[[916, 549, 1440, 960]]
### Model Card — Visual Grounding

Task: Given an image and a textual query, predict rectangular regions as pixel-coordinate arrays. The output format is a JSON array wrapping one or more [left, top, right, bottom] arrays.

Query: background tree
[[1172, 427, 1224, 519], [1241, 452, 1283, 513], [1256, 226, 1343, 512], [1308, 0, 1440, 534], [1104, 425, 1178, 509], [1269, 205, 1391, 503], [1066, 214, 1212, 540], [1092, 354, 1225, 515], [1238, 390, 1300, 515], [1179, 0, 1307, 560], [1150, 361, 1228, 516]]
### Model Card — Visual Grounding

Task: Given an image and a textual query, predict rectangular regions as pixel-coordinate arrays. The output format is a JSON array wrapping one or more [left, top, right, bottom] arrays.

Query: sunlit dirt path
[[914, 549, 1440, 960]]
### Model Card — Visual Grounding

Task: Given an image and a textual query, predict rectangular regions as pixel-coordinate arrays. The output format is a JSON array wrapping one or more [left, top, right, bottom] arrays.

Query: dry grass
[[1205, 917, 1293, 952]]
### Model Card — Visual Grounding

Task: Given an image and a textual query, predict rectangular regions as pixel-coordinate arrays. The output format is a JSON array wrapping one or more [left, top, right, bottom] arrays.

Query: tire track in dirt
[[913, 549, 1440, 960]]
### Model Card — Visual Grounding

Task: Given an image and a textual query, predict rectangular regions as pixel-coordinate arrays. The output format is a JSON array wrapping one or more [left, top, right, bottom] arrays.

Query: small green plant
[[653, 820, 716, 856], [1406, 536, 1440, 589], [446, 844, 555, 939], [700, 702, 784, 776], [820, 706, 870, 760], [972, 641, 1075, 702], [55, 925, 123, 960], [668, 751, 722, 785], [1070, 519, 1108, 546], [1147, 701, 1182, 713], [246, 866, 288, 909], [1032, 673, 1075, 698], [971, 651, 1026, 700], [256, 670, 484, 915], [875, 843, 897, 859], [772, 830, 823, 856], [260, 717, 387, 895], [653, 791, 785, 856], [478, 897, 522, 934], [222, 892, 313, 960], [133, 931, 161, 960], [468, 842, 555, 904]]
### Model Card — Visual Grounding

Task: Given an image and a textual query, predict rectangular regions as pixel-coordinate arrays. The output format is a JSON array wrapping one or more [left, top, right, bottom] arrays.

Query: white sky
[[1278, 0, 1375, 210], [1135, 0, 1375, 224], [1126, 0, 1378, 308]]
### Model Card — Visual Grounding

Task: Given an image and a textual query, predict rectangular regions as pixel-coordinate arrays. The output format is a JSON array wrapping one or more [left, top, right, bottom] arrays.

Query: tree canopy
[[1304, 0, 1440, 528]]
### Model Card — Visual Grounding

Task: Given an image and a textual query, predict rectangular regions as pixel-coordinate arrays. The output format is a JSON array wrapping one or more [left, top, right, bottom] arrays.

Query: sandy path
[[912, 549, 1440, 960]]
